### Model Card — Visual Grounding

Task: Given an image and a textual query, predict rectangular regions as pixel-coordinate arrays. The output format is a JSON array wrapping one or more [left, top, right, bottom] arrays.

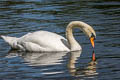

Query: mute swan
[[1, 21, 96, 52]]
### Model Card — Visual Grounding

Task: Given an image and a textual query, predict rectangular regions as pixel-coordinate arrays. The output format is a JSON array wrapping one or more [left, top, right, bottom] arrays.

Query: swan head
[[68, 21, 96, 48], [89, 33, 96, 48], [78, 21, 96, 48], [66, 21, 96, 49]]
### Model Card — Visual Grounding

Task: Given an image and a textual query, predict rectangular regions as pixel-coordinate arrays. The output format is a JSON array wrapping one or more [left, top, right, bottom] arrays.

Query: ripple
[[0, 0, 120, 79]]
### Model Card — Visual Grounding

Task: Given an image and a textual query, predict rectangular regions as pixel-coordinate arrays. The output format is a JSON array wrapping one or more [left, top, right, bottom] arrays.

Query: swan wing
[[17, 31, 70, 52]]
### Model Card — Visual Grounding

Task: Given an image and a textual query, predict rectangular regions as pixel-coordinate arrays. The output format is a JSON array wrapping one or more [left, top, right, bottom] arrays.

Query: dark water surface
[[0, 0, 120, 80]]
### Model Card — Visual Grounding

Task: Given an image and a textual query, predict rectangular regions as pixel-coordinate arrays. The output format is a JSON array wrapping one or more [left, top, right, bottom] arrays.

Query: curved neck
[[66, 21, 83, 51], [66, 21, 96, 51]]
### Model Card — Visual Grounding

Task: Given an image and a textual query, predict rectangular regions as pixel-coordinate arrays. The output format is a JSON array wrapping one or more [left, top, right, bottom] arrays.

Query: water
[[0, 0, 120, 79]]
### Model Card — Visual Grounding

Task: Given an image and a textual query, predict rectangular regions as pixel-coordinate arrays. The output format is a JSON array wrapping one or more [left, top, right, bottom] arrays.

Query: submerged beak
[[90, 37, 95, 48]]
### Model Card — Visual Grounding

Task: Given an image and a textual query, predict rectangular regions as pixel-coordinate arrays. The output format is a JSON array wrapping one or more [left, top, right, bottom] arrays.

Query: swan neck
[[66, 21, 96, 51], [66, 22, 81, 51]]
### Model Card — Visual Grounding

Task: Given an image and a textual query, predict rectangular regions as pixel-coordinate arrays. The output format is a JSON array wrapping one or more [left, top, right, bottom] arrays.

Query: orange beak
[[90, 37, 95, 48]]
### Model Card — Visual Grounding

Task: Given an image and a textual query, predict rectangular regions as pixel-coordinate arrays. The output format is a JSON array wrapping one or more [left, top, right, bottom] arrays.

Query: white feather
[[1, 21, 96, 52], [1, 31, 70, 52]]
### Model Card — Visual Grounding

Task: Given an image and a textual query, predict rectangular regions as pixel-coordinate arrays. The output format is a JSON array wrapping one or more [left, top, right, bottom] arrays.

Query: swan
[[1, 21, 96, 52]]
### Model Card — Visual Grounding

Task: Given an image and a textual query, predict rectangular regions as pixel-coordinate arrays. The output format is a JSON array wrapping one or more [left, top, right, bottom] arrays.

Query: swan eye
[[91, 33, 96, 40]]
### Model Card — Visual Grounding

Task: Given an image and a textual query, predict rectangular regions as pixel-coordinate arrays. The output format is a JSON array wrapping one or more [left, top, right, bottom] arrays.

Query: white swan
[[1, 21, 96, 52]]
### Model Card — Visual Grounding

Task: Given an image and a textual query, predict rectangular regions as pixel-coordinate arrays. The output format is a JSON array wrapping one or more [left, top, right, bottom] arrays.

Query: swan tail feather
[[1, 35, 19, 49]]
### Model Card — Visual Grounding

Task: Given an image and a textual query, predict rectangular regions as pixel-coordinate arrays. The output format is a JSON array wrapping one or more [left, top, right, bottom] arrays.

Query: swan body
[[1, 21, 96, 52]]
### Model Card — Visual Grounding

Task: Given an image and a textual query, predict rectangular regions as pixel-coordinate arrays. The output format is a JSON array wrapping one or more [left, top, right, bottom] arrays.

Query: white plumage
[[1, 31, 70, 52], [1, 21, 96, 52]]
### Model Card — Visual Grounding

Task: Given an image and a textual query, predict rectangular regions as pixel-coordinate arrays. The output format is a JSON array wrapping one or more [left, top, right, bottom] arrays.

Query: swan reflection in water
[[6, 50, 98, 78], [68, 51, 98, 77]]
